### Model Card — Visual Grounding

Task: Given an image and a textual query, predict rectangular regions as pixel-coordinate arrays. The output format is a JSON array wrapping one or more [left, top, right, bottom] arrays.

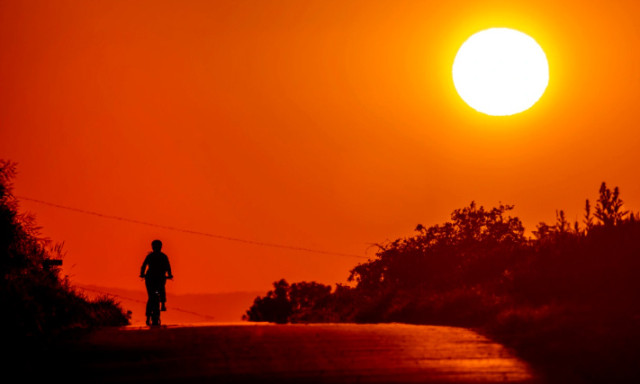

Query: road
[[55, 323, 537, 383]]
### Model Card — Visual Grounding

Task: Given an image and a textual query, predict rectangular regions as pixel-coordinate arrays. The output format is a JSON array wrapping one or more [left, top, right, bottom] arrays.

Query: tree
[[555, 210, 570, 233], [288, 281, 332, 322], [243, 279, 292, 323], [533, 222, 553, 240], [584, 199, 594, 233], [244, 279, 334, 323], [450, 202, 525, 244], [594, 182, 628, 226], [348, 202, 526, 293]]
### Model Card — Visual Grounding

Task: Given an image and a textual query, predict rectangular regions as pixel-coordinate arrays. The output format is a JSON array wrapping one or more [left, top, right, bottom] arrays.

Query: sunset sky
[[2, 0, 640, 295]]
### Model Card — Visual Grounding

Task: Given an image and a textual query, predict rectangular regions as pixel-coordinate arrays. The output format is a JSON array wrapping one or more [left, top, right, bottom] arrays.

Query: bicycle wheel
[[147, 291, 161, 326]]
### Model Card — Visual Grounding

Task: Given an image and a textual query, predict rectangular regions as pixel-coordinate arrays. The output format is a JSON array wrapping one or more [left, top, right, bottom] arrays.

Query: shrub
[[0, 160, 129, 352]]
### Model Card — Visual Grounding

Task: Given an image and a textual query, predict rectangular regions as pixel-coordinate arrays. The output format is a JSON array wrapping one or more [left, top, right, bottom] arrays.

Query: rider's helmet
[[151, 239, 162, 252]]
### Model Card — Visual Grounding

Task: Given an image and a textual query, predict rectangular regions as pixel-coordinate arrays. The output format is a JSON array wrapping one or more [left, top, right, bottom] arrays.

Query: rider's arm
[[140, 255, 149, 277], [165, 254, 173, 279]]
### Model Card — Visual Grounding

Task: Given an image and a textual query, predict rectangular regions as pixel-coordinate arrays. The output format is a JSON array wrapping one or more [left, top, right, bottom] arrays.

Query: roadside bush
[[0, 160, 129, 352]]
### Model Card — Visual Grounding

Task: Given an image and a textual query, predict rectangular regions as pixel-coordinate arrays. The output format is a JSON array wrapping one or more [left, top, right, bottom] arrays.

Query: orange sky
[[2, 0, 640, 295]]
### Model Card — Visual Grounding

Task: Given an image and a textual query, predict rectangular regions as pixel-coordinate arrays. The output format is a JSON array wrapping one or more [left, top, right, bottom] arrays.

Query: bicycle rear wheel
[[147, 291, 161, 326]]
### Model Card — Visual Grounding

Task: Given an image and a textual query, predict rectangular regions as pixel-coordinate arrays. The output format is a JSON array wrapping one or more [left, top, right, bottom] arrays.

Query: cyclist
[[140, 239, 173, 324]]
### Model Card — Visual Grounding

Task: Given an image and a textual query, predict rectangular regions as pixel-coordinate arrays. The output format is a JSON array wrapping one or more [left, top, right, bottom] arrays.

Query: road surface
[[56, 323, 537, 383]]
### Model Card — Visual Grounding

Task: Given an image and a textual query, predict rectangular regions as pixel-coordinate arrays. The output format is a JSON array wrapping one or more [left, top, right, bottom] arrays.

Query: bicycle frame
[[146, 289, 162, 326]]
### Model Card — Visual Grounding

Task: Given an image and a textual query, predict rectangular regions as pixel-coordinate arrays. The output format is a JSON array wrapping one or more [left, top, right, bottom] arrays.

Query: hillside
[[79, 285, 262, 325], [1, 160, 129, 357]]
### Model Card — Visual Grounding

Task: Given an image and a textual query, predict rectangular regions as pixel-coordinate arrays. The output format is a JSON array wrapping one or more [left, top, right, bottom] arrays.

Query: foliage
[[0, 160, 130, 352], [245, 182, 640, 382], [243, 279, 337, 323], [594, 181, 628, 226], [350, 202, 525, 292], [243, 279, 292, 323]]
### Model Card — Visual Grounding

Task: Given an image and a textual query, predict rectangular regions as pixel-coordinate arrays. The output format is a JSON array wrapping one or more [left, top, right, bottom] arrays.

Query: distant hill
[[77, 285, 262, 325]]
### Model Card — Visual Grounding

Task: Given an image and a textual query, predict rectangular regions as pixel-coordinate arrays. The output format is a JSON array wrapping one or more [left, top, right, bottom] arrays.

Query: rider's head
[[151, 239, 162, 252]]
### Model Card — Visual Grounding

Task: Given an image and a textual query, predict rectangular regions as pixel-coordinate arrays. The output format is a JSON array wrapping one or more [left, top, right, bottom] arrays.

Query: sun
[[452, 28, 549, 116]]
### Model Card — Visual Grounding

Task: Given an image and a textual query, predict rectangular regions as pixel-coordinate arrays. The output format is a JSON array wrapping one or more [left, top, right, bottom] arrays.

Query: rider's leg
[[159, 280, 167, 311], [145, 278, 158, 324], [145, 278, 153, 317]]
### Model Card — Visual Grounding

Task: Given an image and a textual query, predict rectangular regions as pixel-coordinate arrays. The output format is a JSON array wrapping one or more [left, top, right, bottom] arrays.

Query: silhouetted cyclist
[[140, 240, 173, 323]]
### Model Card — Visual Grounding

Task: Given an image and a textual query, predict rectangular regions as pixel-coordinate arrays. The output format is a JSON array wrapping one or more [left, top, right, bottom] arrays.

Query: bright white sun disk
[[452, 28, 549, 116]]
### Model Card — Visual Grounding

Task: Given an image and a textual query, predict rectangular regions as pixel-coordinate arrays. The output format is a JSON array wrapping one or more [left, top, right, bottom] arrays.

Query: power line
[[78, 285, 217, 321], [17, 195, 369, 259]]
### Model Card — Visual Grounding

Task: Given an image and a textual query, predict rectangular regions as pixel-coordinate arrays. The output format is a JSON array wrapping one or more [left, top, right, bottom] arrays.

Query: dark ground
[[31, 323, 538, 384]]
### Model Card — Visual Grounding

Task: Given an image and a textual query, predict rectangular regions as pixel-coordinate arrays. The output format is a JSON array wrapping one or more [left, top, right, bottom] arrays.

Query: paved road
[[58, 323, 537, 383]]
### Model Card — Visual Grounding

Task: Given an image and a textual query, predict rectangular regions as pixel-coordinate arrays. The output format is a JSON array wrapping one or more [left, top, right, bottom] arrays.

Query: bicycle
[[146, 287, 162, 326], [141, 274, 173, 326]]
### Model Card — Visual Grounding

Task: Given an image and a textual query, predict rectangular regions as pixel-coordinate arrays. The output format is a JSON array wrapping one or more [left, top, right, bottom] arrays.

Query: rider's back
[[142, 251, 171, 280]]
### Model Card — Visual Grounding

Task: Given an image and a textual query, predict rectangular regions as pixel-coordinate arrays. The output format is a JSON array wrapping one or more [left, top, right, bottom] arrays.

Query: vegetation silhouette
[[0, 161, 129, 364], [246, 182, 640, 383]]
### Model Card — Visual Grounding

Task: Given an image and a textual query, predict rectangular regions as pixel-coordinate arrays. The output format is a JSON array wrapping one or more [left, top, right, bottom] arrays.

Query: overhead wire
[[16, 195, 370, 260], [78, 285, 217, 321]]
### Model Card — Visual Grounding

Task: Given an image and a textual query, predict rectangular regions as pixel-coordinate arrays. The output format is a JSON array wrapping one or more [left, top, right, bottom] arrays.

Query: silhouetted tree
[[288, 281, 332, 322], [532, 222, 554, 240], [595, 182, 628, 226], [348, 202, 525, 294], [584, 199, 594, 233], [555, 210, 569, 233], [244, 279, 335, 323], [243, 279, 292, 323]]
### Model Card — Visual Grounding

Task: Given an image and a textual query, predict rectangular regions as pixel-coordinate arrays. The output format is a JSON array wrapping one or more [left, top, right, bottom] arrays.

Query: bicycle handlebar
[[139, 274, 174, 279]]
